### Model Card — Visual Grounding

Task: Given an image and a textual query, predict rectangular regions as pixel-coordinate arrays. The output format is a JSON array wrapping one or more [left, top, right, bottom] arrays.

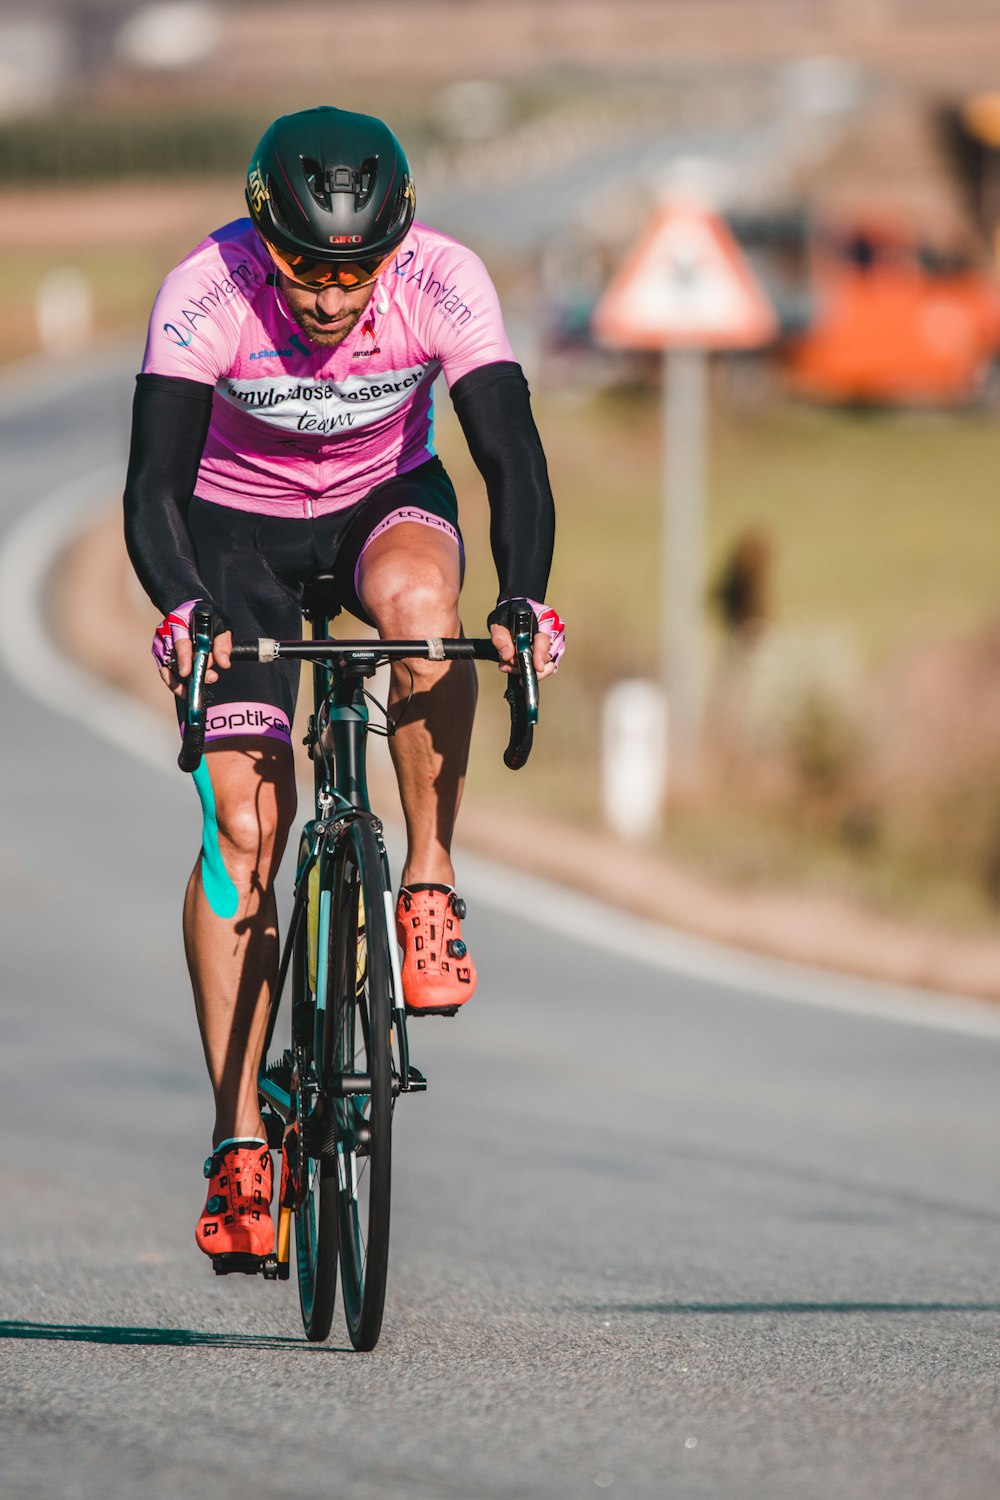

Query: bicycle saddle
[[301, 573, 344, 625]]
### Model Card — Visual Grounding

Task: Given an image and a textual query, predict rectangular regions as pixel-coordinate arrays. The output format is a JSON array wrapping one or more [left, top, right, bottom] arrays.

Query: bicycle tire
[[296, 1154, 339, 1342], [292, 837, 338, 1342], [328, 817, 393, 1351]]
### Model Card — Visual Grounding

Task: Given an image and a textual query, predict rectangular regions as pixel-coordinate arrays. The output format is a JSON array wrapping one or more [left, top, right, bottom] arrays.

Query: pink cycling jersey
[[141, 218, 514, 518]]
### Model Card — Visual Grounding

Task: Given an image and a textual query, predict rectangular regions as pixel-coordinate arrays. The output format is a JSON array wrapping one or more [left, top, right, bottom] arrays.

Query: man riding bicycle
[[123, 106, 564, 1267]]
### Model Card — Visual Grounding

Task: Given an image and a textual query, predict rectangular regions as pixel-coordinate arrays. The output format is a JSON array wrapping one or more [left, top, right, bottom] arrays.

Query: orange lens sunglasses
[[264, 239, 392, 290]]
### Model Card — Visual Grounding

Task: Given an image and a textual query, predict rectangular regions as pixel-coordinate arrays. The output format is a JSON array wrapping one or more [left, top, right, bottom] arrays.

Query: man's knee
[[203, 752, 297, 869], [359, 535, 461, 636], [215, 798, 293, 866]]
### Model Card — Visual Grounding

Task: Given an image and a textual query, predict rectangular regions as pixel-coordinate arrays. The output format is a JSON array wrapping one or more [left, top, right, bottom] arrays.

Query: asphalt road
[[1, 355, 999, 1500]]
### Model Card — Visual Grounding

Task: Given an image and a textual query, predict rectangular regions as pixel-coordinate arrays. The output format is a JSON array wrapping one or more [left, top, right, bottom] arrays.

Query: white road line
[[0, 466, 176, 776], [0, 338, 138, 421], [3, 461, 1000, 1043], [459, 849, 1000, 1039]]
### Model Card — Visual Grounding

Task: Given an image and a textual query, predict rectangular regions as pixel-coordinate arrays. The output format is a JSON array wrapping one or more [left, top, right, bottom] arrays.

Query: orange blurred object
[[786, 220, 1000, 406]]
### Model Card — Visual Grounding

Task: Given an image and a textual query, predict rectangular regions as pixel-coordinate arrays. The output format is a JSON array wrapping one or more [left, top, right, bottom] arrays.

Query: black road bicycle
[[179, 583, 538, 1349]]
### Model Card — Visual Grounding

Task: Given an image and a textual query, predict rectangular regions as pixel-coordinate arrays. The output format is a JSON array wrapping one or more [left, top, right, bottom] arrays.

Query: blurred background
[[11, 0, 1000, 939]]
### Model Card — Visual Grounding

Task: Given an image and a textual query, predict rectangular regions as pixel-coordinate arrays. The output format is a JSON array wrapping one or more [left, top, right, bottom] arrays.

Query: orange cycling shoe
[[395, 883, 477, 1016], [196, 1140, 274, 1261]]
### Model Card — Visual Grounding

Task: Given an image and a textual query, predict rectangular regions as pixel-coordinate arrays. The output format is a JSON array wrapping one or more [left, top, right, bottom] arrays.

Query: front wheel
[[328, 816, 394, 1352], [291, 839, 339, 1343], [295, 1149, 338, 1343]]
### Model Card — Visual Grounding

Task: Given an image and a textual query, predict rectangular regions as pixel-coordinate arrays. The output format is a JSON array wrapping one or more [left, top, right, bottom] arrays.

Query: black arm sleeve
[[122, 372, 216, 615], [449, 360, 555, 603]]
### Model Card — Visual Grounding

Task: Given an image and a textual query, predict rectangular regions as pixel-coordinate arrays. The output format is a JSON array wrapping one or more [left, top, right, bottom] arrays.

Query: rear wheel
[[328, 817, 394, 1351]]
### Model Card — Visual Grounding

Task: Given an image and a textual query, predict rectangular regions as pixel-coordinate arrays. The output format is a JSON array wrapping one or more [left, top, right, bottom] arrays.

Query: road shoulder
[[55, 506, 1000, 1005]]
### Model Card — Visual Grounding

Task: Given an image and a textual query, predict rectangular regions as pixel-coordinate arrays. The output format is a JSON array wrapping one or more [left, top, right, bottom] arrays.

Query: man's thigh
[[184, 499, 308, 749], [325, 457, 464, 627], [356, 522, 463, 633]]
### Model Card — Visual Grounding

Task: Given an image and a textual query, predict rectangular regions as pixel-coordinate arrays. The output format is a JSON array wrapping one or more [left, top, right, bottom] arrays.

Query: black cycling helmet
[[245, 105, 415, 265]]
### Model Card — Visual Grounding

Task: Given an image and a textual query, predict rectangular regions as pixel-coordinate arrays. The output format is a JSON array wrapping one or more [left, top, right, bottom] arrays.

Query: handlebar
[[179, 609, 539, 775]]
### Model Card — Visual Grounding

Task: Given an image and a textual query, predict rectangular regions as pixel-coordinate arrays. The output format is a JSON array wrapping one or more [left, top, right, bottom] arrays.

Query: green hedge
[[0, 112, 263, 182]]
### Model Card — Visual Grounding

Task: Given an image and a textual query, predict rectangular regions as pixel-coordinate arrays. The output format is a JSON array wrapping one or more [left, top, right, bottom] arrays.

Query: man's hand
[[152, 600, 232, 698], [487, 598, 565, 681]]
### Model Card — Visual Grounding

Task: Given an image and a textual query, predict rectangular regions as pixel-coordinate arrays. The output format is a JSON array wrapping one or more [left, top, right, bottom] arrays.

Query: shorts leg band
[[204, 701, 292, 746], [353, 506, 463, 596]]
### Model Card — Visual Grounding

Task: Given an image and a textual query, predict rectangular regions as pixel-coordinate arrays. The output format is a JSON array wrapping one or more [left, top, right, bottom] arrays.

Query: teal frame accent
[[191, 758, 239, 919], [315, 886, 332, 1015]]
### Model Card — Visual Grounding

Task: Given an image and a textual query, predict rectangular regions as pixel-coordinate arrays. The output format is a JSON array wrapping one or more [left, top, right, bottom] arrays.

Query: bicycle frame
[[255, 620, 421, 1146], [180, 603, 537, 1118]]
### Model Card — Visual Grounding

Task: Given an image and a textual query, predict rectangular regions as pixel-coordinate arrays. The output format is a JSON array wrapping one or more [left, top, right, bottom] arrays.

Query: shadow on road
[[0, 1319, 350, 1351], [586, 1301, 1000, 1316]]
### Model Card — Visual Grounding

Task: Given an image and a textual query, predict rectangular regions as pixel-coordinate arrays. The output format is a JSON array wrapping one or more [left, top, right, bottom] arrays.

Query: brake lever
[[177, 602, 214, 773], [503, 606, 539, 771]]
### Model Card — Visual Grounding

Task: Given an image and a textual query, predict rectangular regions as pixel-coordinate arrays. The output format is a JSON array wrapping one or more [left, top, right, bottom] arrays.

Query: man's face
[[279, 274, 378, 348]]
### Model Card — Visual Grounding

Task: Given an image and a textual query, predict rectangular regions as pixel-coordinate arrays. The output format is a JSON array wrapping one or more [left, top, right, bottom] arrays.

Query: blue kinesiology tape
[[191, 759, 239, 919]]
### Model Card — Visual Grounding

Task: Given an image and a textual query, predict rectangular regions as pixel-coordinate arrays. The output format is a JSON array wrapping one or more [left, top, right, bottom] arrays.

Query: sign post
[[663, 345, 708, 761], [592, 197, 777, 782]]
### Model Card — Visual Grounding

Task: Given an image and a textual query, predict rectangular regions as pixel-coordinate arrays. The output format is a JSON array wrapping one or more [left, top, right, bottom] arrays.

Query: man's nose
[[315, 284, 351, 315]]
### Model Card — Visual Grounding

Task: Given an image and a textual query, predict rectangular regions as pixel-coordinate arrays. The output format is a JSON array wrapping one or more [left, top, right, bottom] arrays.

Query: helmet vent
[[357, 157, 377, 206], [301, 157, 326, 206], [388, 177, 413, 234]]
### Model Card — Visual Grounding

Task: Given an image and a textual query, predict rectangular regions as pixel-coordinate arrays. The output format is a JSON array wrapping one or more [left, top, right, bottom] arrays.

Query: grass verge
[[440, 383, 1000, 930]]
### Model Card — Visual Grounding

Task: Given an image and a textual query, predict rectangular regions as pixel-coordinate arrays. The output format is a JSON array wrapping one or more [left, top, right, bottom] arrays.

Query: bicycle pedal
[[210, 1252, 270, 1277]]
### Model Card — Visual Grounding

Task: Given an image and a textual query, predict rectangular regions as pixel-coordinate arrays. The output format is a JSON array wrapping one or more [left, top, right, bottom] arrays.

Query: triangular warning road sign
[[592, 198, 777, 350]]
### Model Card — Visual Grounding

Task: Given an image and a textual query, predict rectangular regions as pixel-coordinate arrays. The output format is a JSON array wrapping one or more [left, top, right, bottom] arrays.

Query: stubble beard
[[290, 304, 365, 348], [278, 275, 375, 349]]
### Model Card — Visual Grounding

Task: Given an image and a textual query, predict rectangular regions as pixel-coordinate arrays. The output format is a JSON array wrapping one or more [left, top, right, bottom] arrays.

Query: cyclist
[[123, 106, 564, 1266]]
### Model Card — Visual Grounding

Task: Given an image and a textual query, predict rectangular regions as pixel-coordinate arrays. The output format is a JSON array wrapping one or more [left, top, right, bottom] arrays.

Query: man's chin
[[298, 316, 358, 348]]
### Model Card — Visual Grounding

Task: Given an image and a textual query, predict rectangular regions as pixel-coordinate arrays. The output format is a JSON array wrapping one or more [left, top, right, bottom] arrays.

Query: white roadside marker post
[[601, 679, 669, 840], [36, 268, 93, 353]]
